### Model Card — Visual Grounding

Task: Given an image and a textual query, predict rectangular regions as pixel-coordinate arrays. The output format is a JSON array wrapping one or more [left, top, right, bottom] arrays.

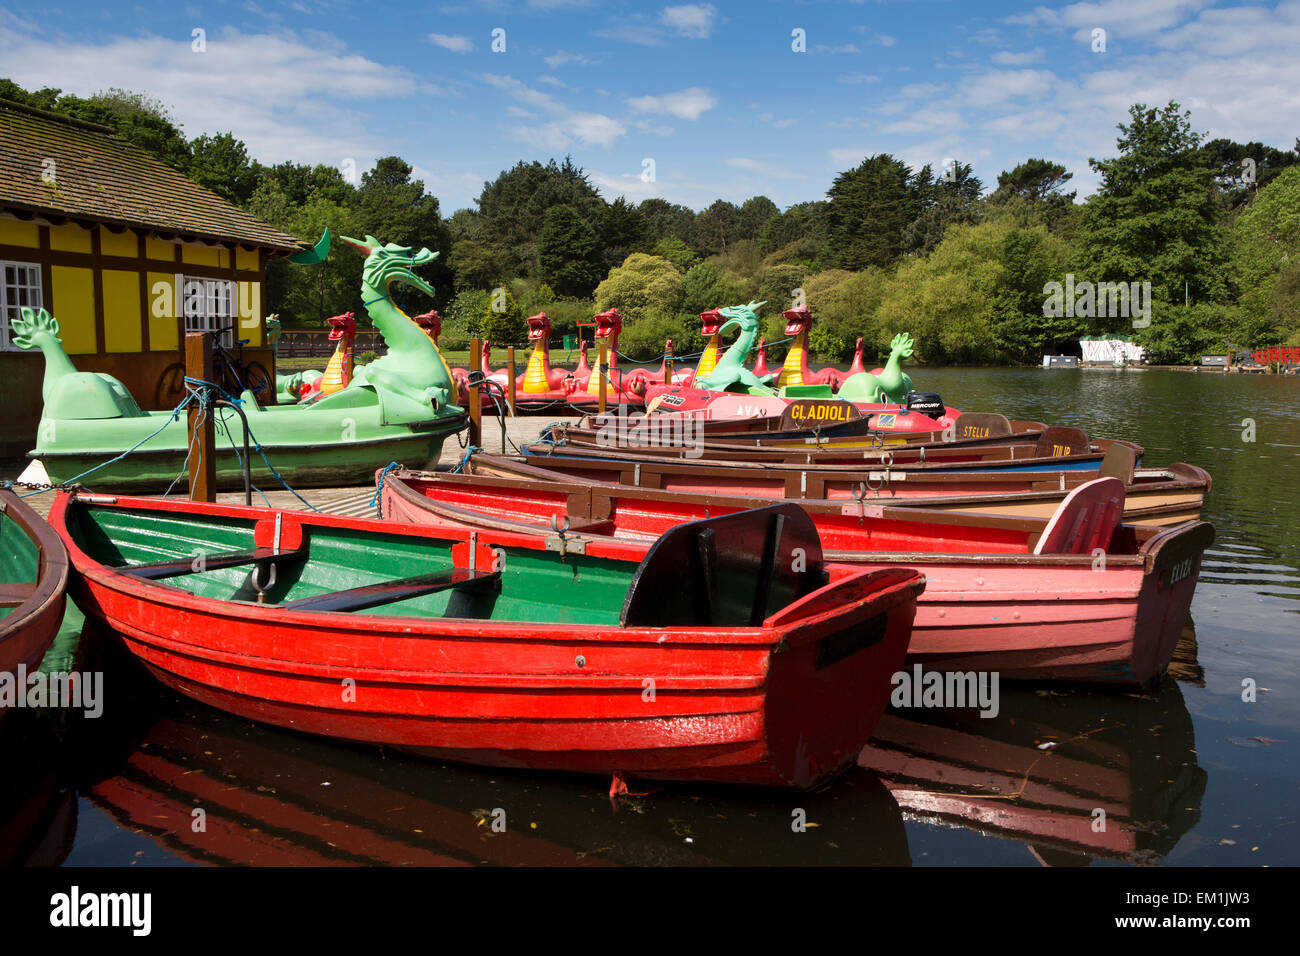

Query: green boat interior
[[66, 501, 827, 629], [0, 503, 40, 620]]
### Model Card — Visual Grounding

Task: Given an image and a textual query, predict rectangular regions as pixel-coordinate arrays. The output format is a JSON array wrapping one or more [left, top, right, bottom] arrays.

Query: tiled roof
[[0, 100, 305, 252]]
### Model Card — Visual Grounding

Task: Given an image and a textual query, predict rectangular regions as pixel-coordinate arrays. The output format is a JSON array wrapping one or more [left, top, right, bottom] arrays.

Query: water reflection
[[860, 654, 1204, 865]]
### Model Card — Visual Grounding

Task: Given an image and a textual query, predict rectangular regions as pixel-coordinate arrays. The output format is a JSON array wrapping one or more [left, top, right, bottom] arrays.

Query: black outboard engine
[[904, 391, 945, 418]]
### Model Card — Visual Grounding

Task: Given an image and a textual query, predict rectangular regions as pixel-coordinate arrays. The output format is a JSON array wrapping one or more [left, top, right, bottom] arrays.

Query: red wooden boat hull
[[52, 493, 923, 788], [1, 489, 70, 708], [380, 470, 1213, 686]]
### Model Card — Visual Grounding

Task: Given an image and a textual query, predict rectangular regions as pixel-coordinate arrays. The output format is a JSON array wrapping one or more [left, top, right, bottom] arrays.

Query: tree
[[537, 205, 601, 297], [1079, 102, 1227, 325], [903, 161, 983, 256], [651, 237, 700, 273], [1199, 138, 1300, 210], [596, 197, 647, 272], [451, 240, 507, 292], [188, 132, 259, 204], [1231, 165, 1300, 340], [736, 196, 780, 242], [756, 264, 806, 339], [638, 198, 696, 245], [680, 263, 749, 315], [476, 156, 605, 273], [593, 253, 683, 318], [55, 87, 192, 171], [825, 154, 921, 270], [989, 227, 1077, 362], [694, 200, 740, 257], [989, 159, 1075, 204], [481, 285, 526, 346]]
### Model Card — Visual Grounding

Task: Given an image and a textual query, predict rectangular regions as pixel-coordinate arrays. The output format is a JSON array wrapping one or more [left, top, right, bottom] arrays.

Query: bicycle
[[154, 324, 272, 409]]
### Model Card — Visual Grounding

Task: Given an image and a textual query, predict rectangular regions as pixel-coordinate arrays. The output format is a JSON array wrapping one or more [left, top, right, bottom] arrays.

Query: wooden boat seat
[[1098, 441, 1138, 484], [621, 503, 824, 628], [0, 581, 36, 608], [119, 546, 308, 580], [280, 568, 501, 614], [1033, 477, 1125, 555]]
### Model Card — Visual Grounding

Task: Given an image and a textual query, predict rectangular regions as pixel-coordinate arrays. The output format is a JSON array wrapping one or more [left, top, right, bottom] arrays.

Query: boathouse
[[0, 99, 306, 457]]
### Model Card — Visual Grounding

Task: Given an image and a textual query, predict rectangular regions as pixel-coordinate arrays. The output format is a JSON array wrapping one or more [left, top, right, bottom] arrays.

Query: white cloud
[[876, 34, 897, 47], [544, 49, 598, 68], [1009, 0, 1214, 36], [428, 33, 474, 53], [838, 72, 881, 84], [725, 157, 805, 179], [661, 4, 718, 39], [814, 43, 862, 54], [991, 48, 1045, 65], [627, 86, 717, 120]]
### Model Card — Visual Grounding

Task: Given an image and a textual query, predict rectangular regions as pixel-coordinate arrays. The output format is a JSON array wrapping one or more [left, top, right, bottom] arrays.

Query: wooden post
[[664, 341, 674, 384], [506, 345, 517, 416], [185, 332, 217, 503], [468, 336, 482, 447], [598, 339, 608, 414]]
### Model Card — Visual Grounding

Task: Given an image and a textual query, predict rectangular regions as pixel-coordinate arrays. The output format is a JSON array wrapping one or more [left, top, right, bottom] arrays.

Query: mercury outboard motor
[[905, 391, 945, 419]]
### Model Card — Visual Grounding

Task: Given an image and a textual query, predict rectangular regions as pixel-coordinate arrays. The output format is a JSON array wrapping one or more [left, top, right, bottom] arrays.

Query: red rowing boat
[[1, 488, 69, 710], [379, 467, 1214, 686], [51, 493, 923, 788]]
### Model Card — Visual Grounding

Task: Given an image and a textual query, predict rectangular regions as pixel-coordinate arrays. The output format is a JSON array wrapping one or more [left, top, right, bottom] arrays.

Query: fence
[[1251, 346, 1300, 366], [275, 329, 387, 358]]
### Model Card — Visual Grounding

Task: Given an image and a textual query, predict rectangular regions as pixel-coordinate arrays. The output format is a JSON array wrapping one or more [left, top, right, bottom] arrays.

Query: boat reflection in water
[[859, 630, 1205, 865], [0, 712, 77, 866], [79, 690, 912, 867]]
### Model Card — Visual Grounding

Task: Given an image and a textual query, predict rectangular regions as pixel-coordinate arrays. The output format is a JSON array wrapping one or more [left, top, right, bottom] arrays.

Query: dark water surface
[[4, 367, 1297, 867]]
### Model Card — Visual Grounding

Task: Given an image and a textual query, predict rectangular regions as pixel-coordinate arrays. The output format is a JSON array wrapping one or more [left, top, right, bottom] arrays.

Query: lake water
[[4, 366, 1297, 867]]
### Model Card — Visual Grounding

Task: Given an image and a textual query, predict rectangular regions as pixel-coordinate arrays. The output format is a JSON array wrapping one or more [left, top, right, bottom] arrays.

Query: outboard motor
[[905, 391, 945, 419]]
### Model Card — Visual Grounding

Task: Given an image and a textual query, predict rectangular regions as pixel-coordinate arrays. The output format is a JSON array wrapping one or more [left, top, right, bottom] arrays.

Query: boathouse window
[[180, 276, 236, 349], [0, 260, 43, 352]]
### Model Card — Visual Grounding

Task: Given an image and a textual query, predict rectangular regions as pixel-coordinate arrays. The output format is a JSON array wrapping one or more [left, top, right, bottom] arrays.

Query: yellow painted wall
[[181, 244, 221, 268], [51, 265, 97, 354], [100, 229, 138, 259], [147, 271, 179, 350], [235, 279, 262, 346], [102, 269, 142, 352], [236, 247, 259, 270], [49, 223, 92, 253], [0, 219, 39, 247], [145, 237, 174, 262]]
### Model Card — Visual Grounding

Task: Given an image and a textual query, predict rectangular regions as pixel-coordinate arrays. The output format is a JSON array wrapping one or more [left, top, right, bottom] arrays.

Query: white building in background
[[1078, 336, 1146, 364]]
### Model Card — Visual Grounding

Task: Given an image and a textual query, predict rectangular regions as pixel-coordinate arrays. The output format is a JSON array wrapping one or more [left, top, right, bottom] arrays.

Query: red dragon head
[[526, 311, 552, 341], [413, 309, 442, 341], [782, 305, 813, 337], [699, 308, 723, 337], [593, 307, 623, 339], [326, 311, 357, 341]]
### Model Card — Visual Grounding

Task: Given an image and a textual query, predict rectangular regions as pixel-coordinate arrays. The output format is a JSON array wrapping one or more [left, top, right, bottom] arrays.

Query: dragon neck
[[881, 350, 903, 387], [364, 281, 429, 352], [522, 333, 552, 392], [697, 333, 721, 377], [778, 328, 809, 386], [33, 332, 79, 404]]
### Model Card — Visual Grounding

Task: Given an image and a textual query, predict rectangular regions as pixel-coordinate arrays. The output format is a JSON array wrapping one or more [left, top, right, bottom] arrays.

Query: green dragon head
[[716, 300, 766, 334], [889, 332, 915, 361], [341, 234, 440, 300], [10, 306, 60, 350]]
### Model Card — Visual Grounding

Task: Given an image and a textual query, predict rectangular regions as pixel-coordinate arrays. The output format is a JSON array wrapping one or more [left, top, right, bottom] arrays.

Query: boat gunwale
[[0, 488, 70, 649], [51, 492, 916, 649]]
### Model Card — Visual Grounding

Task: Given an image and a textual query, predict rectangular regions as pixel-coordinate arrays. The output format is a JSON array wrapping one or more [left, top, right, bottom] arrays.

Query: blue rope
[[450, 445, 477, 474], [370, 460, 400, 508]]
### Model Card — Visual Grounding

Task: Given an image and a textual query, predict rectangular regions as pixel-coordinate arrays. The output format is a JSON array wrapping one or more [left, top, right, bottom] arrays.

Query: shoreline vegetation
[[5, 81, 1298, 368]]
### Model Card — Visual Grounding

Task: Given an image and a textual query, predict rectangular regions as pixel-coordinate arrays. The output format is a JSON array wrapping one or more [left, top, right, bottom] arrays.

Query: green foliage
[[618, 312, 699, 360], [537, 204, 601, 296], [451, 240, 506, 291], [1079, 102, 1228, 317], [1231, 166, 1300, 341], [651, 237, 700, 273], [990, 227, 1078, 362], [1135, 303, 1238, 364], [482, 285, 526, 346], [703, 239, 763, 281], [736, 196, 780, 242], [638, 198, 696, 246], [1199, 138, 1300, 210], [804, 269, 887, 361], [826, 154, 925, 270], [476, 156, 604, 275], [680, 263, 750, 315], [876, 222, 1007, 363], [189, 133, 259, 204], [903, 162, 984, 256], [444, 289, 490, 340], [694, 200, 741, 257], [594, 254, 683, 319], [756, 264, 806, 339]]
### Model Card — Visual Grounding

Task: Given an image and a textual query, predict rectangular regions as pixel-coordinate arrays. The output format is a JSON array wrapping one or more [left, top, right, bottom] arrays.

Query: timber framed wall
[[0, 215, 274, 457]]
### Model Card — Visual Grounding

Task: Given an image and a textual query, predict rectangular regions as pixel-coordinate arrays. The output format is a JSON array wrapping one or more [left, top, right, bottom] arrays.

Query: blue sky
[[2, 1, 1298, 212]]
